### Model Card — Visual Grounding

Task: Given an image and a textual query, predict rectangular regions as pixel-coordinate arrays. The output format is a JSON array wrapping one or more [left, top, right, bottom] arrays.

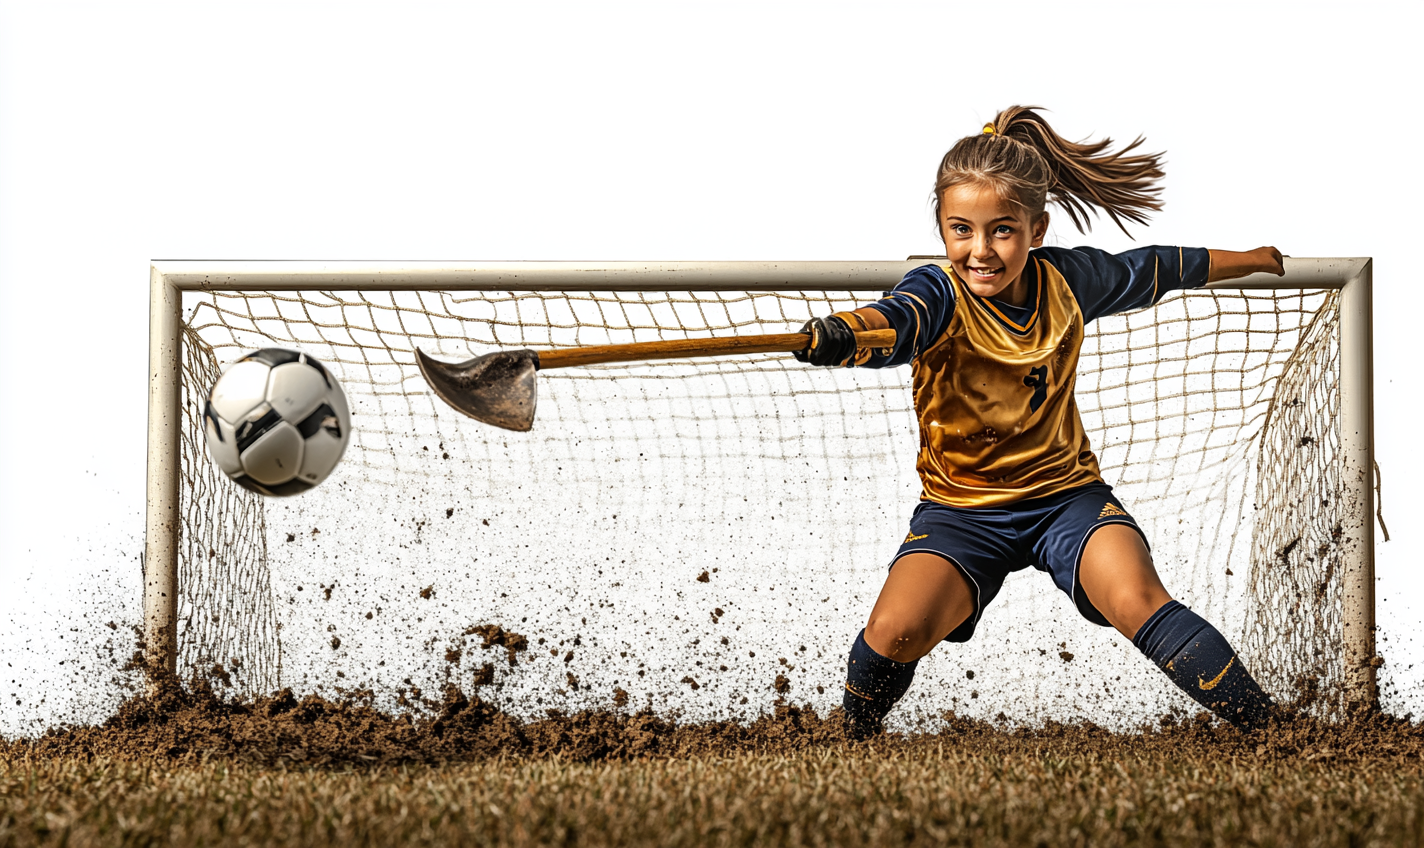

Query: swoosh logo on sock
[[844, 682, 875, 702], [1198, 656, 1236, 691]]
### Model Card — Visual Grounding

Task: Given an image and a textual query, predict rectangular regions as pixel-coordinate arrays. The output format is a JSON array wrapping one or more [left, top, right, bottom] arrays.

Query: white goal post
[[144, 257, 1377, 714]]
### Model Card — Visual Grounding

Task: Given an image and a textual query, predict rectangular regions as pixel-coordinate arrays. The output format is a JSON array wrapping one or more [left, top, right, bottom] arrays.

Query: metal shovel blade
[[415, 348, 538, 431]]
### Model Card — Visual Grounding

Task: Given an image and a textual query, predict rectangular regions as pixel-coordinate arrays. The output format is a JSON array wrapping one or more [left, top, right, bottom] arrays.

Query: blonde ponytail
[[933, 106, 1166, 237]]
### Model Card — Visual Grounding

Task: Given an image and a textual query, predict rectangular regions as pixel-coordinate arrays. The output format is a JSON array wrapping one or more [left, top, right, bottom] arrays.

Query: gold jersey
[[909, 258, 1098, 506], [859, 246, 1211, 509]]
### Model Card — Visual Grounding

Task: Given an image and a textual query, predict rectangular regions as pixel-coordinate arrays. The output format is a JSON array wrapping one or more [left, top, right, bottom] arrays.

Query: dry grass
[[5, 678, 1422, 846], [3, 745, 1423, 847]]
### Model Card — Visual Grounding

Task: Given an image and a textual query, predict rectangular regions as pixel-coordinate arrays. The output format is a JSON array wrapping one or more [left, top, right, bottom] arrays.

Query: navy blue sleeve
[[856, 264, 956, 368], [1034, 245, 1211, 324]]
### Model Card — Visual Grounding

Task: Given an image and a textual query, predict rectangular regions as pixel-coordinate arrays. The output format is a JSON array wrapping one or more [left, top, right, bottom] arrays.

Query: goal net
[[158, 260, 1369, 727]]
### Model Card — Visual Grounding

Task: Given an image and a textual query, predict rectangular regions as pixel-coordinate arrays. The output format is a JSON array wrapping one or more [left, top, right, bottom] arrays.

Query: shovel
[[415, 328, 896, 431]]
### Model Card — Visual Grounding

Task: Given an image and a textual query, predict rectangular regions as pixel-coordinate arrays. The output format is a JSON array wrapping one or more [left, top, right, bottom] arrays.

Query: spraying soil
[[4, 660, 1421, 769]]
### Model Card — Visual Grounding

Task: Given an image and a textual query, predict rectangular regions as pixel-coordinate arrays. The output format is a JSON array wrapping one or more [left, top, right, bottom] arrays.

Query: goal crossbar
[[145, 257, 1377, 706]]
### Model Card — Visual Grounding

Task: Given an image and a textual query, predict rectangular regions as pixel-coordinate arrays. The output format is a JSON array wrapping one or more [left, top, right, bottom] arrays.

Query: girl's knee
[[1095, 587, 1174, 640], [864, 615, 936, 662]]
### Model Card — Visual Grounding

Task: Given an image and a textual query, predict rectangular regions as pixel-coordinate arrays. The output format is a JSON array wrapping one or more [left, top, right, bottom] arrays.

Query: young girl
[[796, 106, 1283, 736]]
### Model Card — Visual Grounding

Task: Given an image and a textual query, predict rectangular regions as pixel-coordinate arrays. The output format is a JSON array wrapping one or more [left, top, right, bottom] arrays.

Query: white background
[[1, 1, 1419, 732]]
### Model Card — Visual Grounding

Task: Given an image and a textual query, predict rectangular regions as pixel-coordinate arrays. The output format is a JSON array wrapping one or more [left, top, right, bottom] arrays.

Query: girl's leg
[[1079, 525, 1271, 729], [1075, 524, 1170, 639], [844, 553, 975, 737], [864, 553, 976, 660]]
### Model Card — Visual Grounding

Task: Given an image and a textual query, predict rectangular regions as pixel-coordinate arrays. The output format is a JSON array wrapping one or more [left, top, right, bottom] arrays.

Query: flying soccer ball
[[202, 348, 352, 497]]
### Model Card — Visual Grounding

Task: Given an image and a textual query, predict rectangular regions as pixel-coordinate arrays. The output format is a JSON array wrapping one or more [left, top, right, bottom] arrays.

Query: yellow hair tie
[[982, 123, 996, 135]]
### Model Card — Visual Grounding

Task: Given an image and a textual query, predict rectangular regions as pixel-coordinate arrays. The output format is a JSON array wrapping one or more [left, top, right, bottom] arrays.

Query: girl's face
[[938, 182, 1049, 307]]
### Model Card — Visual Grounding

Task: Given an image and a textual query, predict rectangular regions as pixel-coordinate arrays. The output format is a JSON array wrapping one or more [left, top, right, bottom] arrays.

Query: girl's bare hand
[[1257, 246, 1285, 276]]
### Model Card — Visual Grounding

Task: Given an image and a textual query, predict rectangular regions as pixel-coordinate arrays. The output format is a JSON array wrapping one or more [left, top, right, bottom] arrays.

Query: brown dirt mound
[[4, 664, 1422, 769]]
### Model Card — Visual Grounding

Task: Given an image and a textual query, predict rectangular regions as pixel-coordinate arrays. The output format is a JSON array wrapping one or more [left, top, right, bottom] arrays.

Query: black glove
[[795, 314, 857, 366]]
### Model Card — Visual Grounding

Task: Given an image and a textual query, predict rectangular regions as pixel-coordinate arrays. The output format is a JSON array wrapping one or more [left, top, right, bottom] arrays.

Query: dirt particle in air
[[286, 533, 296, 543], [564, 651, 575, 664], [330, 637, 341, 650], [463, 624, 529, 667], [612, 687, 629, 708], [1059, 651, 1074, 663], [322, 584, 333, 601], [774, 674, 790, 694], [681, 676, 700, 691], [697, 571, 710, 583], [446, 508, 455, 519], [566, 672, 580, 691], [967, 670, 975, 680], [420, 586, 434, 600]]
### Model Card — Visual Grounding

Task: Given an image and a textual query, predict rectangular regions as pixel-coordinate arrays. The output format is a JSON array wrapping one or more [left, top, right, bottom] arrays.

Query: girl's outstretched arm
[[1208, 247, 1285, 281], [798, 265, 957, 368], [848, 306, 891, 330]]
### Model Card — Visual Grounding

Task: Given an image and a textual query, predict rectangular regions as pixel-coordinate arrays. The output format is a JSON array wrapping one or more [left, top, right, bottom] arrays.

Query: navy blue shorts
[[891, 482, 1146, 642]]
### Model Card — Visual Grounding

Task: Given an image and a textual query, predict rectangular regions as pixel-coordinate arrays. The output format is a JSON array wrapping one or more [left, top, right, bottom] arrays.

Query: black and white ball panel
[[208, 359, 273, 423], [240, 420, 306, 486], [202, 403, 244, 477], [241, 348, 302, 368], [267, 361, 332, 423]]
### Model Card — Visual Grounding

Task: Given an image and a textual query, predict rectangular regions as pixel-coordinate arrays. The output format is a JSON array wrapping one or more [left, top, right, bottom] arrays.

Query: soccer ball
[[202, 348, 352, 497]]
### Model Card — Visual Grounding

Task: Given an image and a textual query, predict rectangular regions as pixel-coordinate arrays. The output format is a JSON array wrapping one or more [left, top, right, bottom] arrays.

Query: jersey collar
[[957, 257, 1043, 335]]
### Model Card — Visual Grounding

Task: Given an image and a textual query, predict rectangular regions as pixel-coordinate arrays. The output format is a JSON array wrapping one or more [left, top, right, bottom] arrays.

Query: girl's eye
[[995, 225, 1015, 235], [951, 224, 971, 235]]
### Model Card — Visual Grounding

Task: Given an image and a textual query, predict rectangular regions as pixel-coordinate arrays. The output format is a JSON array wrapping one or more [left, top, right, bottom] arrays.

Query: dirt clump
[[0, 667, 856, 767], [9, 675, 1420, 772], [5, 648, 1422, 773], [17, 674, 1424, 771], [464, 625, 528, 667]]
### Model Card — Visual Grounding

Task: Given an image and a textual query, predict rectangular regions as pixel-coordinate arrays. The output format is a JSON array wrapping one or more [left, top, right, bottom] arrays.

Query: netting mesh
[[174, 285, 1346, 724]]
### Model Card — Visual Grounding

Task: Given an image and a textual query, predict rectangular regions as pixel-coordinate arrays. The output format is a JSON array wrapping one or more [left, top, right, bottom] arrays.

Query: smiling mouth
[[967, 266, 1003, 281]]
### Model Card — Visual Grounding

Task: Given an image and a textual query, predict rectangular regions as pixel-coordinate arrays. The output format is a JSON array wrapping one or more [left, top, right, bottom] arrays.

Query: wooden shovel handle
[[535, 328, 897, 370]]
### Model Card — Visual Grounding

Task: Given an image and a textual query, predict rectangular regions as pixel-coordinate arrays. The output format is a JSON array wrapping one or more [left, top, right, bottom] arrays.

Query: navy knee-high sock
[[1133, 600, 1273, 729], [843, 629, 917, 731]]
